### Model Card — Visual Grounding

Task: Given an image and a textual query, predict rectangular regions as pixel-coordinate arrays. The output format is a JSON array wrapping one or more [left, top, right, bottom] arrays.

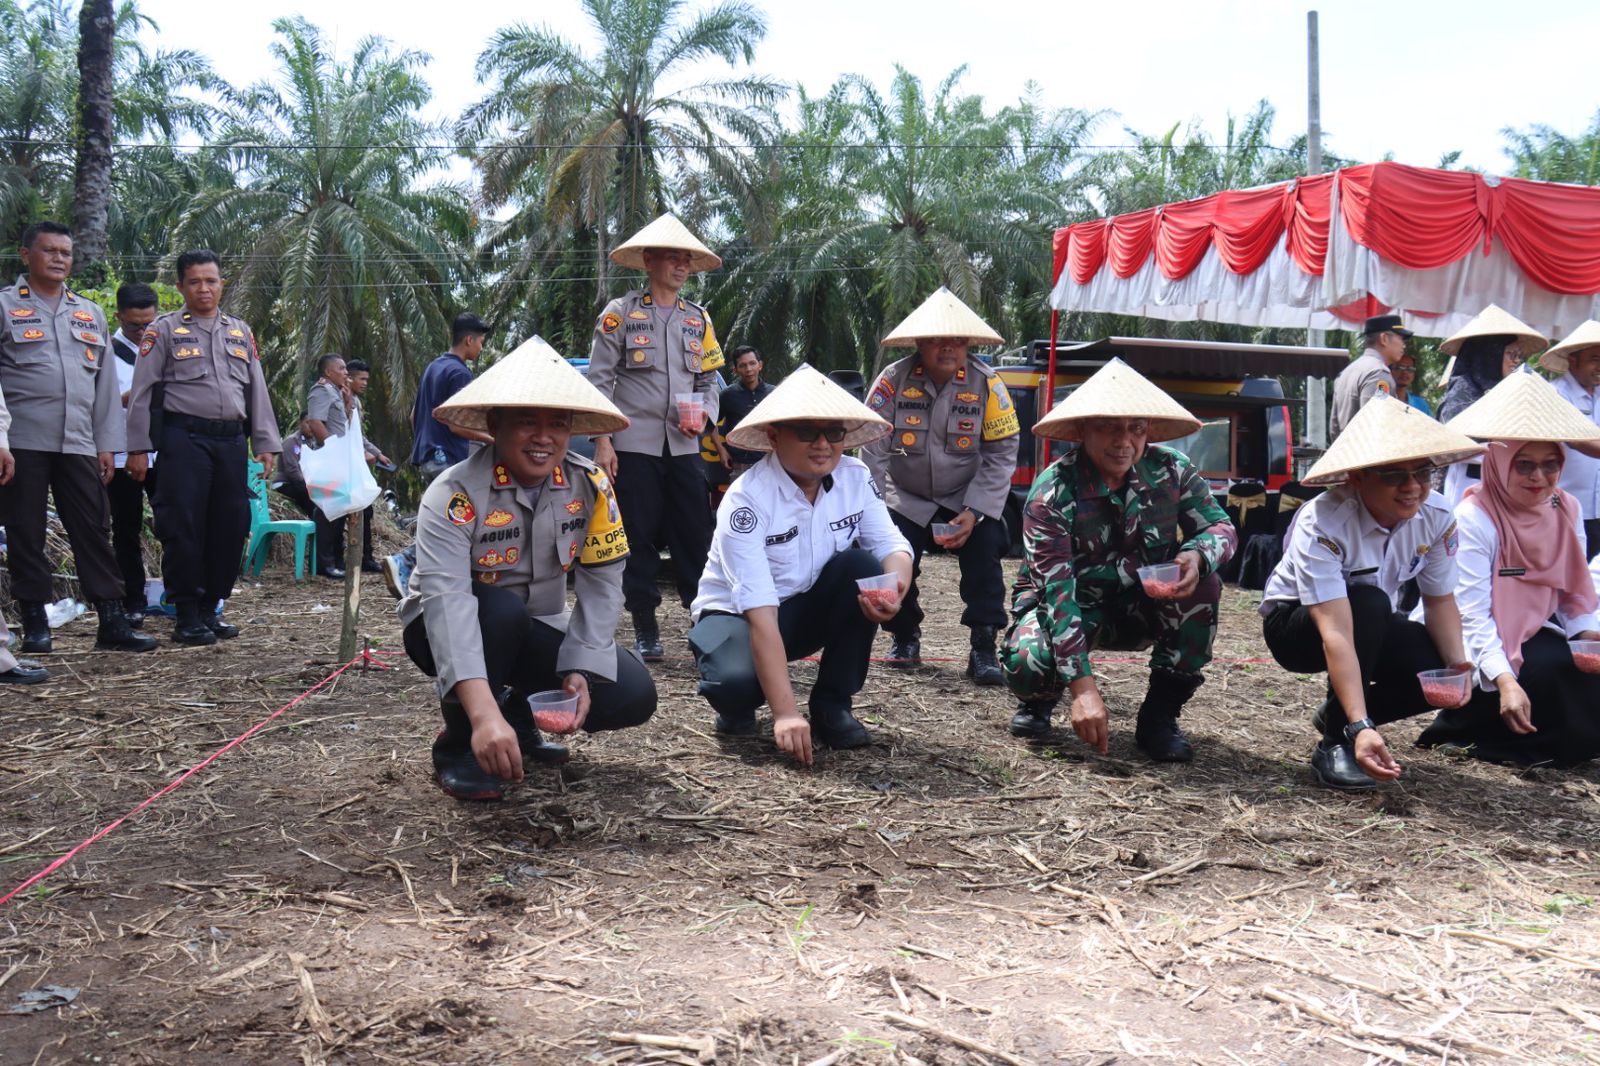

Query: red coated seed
[[533, 709, 578, 732], [1572, 651, 1600, 674], [861, 589, 897, 608]]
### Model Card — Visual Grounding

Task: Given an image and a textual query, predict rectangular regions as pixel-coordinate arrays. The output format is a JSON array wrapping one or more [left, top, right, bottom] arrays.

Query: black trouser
[[108, 467, 156, 606], [150, 424, 249, 607], [403, 583, 657, 753], [688, 549, 880, 721], [0, 449, 123, 602], [1262, 583, 1443, 741], [615, 448, 713, 613], [1419, 628, 1600, 766], [1585, 518, 1600, 562], [884, 507, 1008, 637], [274, 481, 370, 569]]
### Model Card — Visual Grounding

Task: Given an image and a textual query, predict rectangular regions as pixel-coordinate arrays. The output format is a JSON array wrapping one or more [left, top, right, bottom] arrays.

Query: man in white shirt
[[690, 367, 913, 765], [107, 283, 160, 625], [1260, 397, 1482, 791], [1539, 322, 1600, 559]]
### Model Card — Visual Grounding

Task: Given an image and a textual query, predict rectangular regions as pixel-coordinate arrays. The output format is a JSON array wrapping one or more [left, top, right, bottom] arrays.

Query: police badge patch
[[446, 492, 476, 525], [730, 507, 758, 533]]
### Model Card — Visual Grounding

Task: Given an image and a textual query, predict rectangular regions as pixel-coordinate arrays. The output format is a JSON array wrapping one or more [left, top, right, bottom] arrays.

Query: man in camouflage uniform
[[863, 288, 1019, 685], [1001, 359, 1237, 762], [586, 214, 724, 660]]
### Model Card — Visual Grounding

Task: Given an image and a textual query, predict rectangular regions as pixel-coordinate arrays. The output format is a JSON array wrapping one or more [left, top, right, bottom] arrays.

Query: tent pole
[[1304, 9, 1329, 450], [1043, 309, 1059, 417]]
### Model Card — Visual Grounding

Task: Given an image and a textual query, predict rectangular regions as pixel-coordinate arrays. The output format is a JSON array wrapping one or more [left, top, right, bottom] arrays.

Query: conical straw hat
[[1536, 319, 1600, 376], [1303, 395, 1484, 486], [1444, 367, 1600, 443], [1438, 304, 1547, 357], [1031, 357, 1202, 443], [724, 364, 891, 452], [881, 287, 1004, 348], [433, 335, 629, 436], [609, 213, 722, 273]]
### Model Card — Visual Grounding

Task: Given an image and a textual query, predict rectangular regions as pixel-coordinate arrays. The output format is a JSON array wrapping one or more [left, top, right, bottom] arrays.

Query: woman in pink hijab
[[1418, 439, 1600, 764]]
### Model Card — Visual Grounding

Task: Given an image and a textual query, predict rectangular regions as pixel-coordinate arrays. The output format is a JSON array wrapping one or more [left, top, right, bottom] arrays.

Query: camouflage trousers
[[1000, 573, 1221, 702]]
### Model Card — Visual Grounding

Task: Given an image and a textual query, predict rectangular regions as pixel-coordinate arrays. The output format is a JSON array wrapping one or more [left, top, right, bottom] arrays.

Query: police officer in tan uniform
[[586, 214, 724, 660], [0, 221, 154, 654], [863, 288, 1020, 685], [126, 250, 280, 646], [399, 338, 657, 800], [1329, 315, 1411, 440]]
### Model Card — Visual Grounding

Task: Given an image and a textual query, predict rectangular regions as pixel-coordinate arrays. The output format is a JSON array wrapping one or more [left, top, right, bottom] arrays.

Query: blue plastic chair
[[244, 459, 317, 580]]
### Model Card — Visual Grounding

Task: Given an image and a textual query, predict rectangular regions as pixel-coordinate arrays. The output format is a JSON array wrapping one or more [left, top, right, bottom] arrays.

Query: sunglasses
[[788, 425, 847, 444], [1511, 458, 1562, 479], [1370, 463, 1435, 487]]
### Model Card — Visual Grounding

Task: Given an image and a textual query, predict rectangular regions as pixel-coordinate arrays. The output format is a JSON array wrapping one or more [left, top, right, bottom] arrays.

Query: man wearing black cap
[[1330, 315, 1413, 440], [383, 312, 494, 597]]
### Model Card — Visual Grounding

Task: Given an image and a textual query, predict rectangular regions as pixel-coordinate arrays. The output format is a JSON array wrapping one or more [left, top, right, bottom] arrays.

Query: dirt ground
[[3, 552, 1599, 1065]]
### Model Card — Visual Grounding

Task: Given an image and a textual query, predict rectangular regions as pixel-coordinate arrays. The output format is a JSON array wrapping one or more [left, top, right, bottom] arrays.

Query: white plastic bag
[[299, 422, 381, 521]]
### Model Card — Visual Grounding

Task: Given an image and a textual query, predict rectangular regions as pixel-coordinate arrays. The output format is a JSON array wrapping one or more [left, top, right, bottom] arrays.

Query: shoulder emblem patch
[[446, 491, 475, 525], [601, 312, 621, 334], [483, 509, 514, 528], [1443, 520, 1459, 557], [139, 332, 156, 356], [730, 506, 758, 534], [1375, 380, 1391, 395], [1314, 535, 1344, 559], [869, 379, 895, 411]]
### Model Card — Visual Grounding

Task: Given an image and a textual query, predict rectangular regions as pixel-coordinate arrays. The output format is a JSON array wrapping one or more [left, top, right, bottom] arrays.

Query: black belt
[[167, 412, 245, 437]]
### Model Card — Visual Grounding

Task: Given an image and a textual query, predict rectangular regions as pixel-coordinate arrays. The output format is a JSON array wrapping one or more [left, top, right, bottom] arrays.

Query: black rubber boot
[[171, 601, 218, 646], [1134, 668, 1204, 763], [431, 732, 507, 801], [632, 610, 664, 662], [811, 705, 871, 749], [18, 601, 51, 654], [205, 604, 240, 640], [94, 601, 158, 653], [965, 625, 1004, 686], [887, 629, 921, 669], [1009, 699, 1055, 739]]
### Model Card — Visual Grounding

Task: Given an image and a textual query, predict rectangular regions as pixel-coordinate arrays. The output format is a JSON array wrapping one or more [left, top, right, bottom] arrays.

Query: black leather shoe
[[360, 558, 383, 574], [1134, 714, 1194, 763], [1009, 700, 1054, 739], [811, 706, 871, 749], [1310, 738, 1377, 791], [171, 602, 218, 647], [965, 625, 1004, 686], [714, 712, 758, 737], [205, 614, 240, 640], [18, 601, 51, 654], [632, 611, 664, 662], [888, 631, 921, 668], [94, 601, 159, 653], [318, 566, 346, 580], [433, 740, 507, 801], [0, 659, 48, 685]]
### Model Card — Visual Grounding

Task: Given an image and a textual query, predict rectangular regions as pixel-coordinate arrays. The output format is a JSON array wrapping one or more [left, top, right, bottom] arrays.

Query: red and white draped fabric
[[1049, 162, 1600, 338]]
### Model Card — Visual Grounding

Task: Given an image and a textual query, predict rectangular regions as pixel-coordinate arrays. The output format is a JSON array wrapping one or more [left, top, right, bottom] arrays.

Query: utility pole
[[1304, 9, 1329, 450]]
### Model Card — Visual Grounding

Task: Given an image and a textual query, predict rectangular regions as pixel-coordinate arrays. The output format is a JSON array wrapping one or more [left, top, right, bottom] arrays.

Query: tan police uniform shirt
[[306, 378, 348, 440], [1328, 348, 1396, 440], [861, 355, 1020, 525], [586, 290, 723, 458], [398, 447, 630, 696], [0, 275, 121, 455], [126, 306, 281, 456]]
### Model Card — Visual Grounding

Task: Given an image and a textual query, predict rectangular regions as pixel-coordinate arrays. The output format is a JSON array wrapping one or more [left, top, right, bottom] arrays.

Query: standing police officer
[[586, 214, 724, 660], [862, 288, 1019, 685], [126, 250, 281, 645], [0, 221, 154, 654]]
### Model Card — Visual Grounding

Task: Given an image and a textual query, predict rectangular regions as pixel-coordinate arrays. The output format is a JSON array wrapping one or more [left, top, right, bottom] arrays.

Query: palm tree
[[461, 0, 780, 314], [172, 17, 472, 435], [0, 0, 77, 242], [71, 0, 115, 281], [1503, 112, 1600, 184]]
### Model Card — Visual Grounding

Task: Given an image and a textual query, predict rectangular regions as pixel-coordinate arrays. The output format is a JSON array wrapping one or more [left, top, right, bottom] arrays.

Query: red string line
[[0, 649, 392, 908]]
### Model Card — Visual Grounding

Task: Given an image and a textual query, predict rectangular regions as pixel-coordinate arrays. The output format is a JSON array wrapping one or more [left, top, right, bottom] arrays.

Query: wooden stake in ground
[[338, 510, 363, 661]]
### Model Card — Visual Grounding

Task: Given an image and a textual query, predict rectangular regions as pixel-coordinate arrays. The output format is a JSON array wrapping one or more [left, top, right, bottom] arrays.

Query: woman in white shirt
[[1418, 371, 1600, 766]]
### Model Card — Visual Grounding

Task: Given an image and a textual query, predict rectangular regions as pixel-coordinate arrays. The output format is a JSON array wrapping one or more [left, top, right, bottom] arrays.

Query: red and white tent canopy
[[1049, 161, 1600, 339]]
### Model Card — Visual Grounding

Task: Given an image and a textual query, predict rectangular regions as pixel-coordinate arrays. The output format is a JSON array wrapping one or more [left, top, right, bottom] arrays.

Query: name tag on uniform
[[1349, 567, 1378, 576], [765, 526, 798, 545]]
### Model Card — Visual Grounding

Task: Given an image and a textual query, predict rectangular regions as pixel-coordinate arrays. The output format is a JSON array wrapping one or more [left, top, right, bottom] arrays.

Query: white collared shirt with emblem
[[1260, 483, 1459, 615], [692, 453, 912, 620]]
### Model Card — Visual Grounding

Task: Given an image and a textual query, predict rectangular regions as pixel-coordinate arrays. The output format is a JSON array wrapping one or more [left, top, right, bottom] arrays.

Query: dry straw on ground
[[2, 554, 1598, 1064]]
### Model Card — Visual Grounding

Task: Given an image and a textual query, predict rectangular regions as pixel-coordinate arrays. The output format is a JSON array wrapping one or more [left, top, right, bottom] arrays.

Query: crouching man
[[399, 338, 657, 799], [1260, 396, 1482, 790], [1001, 359, 1237, 762], [689, 366, 913, 764]]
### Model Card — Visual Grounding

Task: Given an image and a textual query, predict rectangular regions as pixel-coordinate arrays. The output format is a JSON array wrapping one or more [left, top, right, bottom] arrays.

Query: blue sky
[[138, 0, 1599, 180]]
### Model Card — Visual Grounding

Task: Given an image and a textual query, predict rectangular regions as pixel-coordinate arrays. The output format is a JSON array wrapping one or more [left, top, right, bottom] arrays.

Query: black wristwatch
[[1343, 717, 1376, 742]]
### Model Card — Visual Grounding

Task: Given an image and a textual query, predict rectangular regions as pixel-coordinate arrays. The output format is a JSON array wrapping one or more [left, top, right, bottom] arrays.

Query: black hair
[[116, 282, 159, 312], [174, 249, 221, 282], [346, 358, 370, 374], [731, 345, 760, 364], [20, 221, 70, 249], [451, 312, 490, 345], [316, 353, 345, 376]]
